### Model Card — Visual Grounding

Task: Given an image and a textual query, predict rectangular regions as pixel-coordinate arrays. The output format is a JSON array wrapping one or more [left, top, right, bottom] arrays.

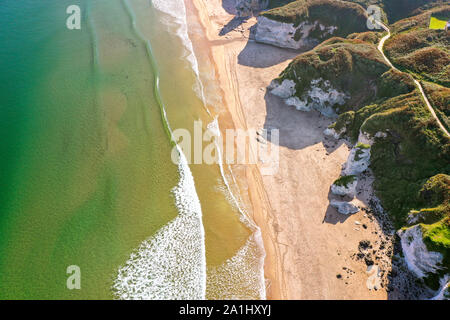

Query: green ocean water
[[0, 0, 260, 299]]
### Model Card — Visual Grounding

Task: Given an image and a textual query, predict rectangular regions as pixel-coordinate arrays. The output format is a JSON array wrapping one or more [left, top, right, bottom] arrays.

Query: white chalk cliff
[[342, 144, 371, 176], [398, 225, 444, 279], [331, 177, 357, 198], [255, 16, 337, 49], [330, 200, 359, 215], [324, 127, 344, 139], [270, 78, 348, 117]]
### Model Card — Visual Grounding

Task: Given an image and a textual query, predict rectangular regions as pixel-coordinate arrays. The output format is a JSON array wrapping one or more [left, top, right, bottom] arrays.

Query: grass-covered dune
[[384, 6, 450, 86], [262, 0, 369, 37], [267, 0, 447, 23], [421, 81, 450, 133], [382, 0, 447, 23], [272, 32, 449, 288], [360, 94, 449, 227], [412, 174, 449, 289], [277, 37, 416, 112], [347, 31, 383, 45]]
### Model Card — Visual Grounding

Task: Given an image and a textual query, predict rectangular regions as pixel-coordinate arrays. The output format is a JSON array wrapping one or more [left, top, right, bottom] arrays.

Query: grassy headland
[[262, 0, 369, 38], [384, 6, 450, 86], [271, 7, 449, 287]]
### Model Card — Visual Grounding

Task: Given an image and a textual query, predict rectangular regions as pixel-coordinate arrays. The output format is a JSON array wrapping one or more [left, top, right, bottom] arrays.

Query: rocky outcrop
[[269, 79, 296, 99], [398, 225, 444, 279], [235, 0, 269, 17], [324, 127, 343, 139], [331, 176, 357, 198], [330, 200, 359, 215], [342, 143, 371, 176], [366, 264, 382, 290], [269, 78, 348, 117], [329, 137, 372, 215], [255, 16, 336, 49], [406, 211, 424, 225], [432, 277, 450, 300]]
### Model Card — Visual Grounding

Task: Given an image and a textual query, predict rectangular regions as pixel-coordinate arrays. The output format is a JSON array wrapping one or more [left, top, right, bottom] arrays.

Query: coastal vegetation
[[267, 1, 449, 291], [267, 0, 447, 23], [262, 0, 368, 38], [333, 175, 357, 188], [384, 5, 450, 86], [421, 81, 450, 132], [276, 38, 415, 115], [340, 0, 446, 23]]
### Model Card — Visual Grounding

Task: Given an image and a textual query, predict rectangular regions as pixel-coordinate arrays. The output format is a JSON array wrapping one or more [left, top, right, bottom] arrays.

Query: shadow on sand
[[237, 40, 302, 68], [261, 89, 417, 299], [262, 91, 342, 151], [219, 16, 248, 36], [222, 0, 238, 15]]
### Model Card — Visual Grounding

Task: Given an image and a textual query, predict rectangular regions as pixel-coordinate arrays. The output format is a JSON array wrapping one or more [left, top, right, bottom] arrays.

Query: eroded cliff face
[[269, 78, 348, 117], [235, 0, 269, 17], [254, 16, 337, 49], [398, 225, 444, 279]]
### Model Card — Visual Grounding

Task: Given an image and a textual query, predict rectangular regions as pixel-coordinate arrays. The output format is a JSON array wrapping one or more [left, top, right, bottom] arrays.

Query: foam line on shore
[[207, 118, 267, 299], [113, 0, 206, 300], [154, 0, 266, 299], [152, 0, 211, 116]]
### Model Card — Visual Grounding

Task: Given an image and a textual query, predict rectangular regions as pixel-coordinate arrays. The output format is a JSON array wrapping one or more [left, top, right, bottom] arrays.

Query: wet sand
[[189, 0, 391, 299]]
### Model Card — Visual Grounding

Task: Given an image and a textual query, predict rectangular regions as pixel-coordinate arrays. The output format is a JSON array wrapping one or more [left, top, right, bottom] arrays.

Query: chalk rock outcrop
[[432, 277, 450, 300], [330, 200, 359, 215], [324, 127, 343, 139], [398, 225, 444, 279], [331, 176, 357, 198], [235, 0, 269, 17], [342, 143, 371, 176], [269, 78, 348, 117]]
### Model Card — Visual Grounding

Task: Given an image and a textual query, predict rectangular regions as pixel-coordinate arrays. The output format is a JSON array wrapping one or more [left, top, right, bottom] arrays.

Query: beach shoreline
[[188, 0, 393, 299]]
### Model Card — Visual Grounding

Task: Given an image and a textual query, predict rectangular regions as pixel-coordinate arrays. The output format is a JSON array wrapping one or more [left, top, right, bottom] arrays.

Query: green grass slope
[[277, 37, 416, 114], [421, 81, 450, 133], [262, 0, 369, 38], [273, 30, 449, 288], [384, 6, 450, 86]]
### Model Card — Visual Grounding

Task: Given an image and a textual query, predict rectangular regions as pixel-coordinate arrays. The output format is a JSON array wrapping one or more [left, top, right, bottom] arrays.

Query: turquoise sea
[[0, 0, 264, 299]]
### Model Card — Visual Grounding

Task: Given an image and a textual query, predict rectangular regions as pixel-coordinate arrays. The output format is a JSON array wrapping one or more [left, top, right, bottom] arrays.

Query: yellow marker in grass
[[429, 16, 449, 30]]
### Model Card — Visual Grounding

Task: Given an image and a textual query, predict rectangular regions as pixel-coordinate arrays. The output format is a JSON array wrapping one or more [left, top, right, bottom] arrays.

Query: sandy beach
[[188, 0, 394, 299]]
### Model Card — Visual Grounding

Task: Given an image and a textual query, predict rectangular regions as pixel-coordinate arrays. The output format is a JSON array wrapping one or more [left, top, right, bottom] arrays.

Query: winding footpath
[[376, 21, 449, 137]]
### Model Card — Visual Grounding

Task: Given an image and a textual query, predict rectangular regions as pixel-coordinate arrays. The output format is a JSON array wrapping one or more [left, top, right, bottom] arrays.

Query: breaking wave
[[114, 0, 266, 300], [113, 0, 206, 300]]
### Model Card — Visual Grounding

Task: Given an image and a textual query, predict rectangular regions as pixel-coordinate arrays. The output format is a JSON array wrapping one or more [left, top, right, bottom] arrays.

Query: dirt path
[[376, 22, 449, 137]]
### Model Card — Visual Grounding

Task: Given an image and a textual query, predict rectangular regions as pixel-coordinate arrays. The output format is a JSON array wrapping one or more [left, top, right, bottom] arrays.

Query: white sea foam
[[207, 233, 266, 300], [113, 146, 206, 300], [114, 0, 206, 300], [152, 0, 210, 115], [115, 0, 266, 300]]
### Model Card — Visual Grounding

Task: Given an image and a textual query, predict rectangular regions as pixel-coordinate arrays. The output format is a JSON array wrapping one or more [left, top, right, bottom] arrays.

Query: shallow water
[[0, 0, 264, 299]]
